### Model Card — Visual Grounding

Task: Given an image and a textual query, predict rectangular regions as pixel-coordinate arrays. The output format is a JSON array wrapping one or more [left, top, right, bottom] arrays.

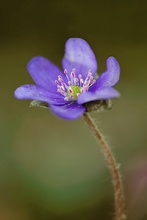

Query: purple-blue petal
[[27, 56, 66, 92], [91, 56, 120, 91], [77, 87, 120, 104], [49, 102, 86, 120], [14, 84, 66, 105], [62, 38, 97, 79]]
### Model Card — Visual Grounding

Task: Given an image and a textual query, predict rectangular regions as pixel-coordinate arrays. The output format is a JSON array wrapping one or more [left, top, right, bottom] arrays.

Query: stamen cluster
[[55, 69, 96, 101]]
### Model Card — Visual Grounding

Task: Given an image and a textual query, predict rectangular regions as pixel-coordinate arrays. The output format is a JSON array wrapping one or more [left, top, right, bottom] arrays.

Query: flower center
[[55, 68, 96, 101], [67, 85, 81, 100]]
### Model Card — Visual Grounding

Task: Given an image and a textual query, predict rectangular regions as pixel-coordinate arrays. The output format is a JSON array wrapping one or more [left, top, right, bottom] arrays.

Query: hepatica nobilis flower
[[14, 38, 120, 120]]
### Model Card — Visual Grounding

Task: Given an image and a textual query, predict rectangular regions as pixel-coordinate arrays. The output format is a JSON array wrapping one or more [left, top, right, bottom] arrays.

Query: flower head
[[14, 38, 120, 120]]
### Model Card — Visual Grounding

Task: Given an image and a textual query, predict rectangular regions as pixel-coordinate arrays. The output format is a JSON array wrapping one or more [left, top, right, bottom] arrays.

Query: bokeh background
[[1, 0, 147, 219]]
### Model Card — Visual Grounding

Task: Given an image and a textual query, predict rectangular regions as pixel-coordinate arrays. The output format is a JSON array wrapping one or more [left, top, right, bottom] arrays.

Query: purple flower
[[14, 38, 120, 120]]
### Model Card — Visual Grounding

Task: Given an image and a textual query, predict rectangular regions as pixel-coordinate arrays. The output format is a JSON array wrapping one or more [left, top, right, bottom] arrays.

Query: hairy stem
[[83, 113, 126, 220]]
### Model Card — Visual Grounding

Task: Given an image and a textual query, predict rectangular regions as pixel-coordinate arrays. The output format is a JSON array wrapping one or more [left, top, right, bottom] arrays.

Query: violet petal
[[62, 38, 97, 79], [27, 56, 66, 92], [50, 102, 85, 120], [91, 56, 120, 91], [77, 87, 120, 104], [14, 85, 66, 105]]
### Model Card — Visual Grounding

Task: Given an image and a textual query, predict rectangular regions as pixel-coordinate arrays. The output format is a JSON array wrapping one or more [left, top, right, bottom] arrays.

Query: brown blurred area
[[0, 0, 147, 219]]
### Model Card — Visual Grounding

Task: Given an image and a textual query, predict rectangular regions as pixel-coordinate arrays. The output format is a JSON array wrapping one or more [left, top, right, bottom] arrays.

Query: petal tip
[[14, 87, 21, 99], [27, 56, 45, 70], [14, 86, 27, 100], [107, 56, 120, 72]]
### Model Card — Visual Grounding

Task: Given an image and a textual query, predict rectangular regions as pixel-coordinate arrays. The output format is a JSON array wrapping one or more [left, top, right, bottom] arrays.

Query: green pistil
[[68, 85, 81, 100]]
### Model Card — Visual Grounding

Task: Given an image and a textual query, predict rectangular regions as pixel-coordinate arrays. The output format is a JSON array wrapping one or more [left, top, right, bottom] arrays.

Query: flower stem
[[83, 112, 126, 220]]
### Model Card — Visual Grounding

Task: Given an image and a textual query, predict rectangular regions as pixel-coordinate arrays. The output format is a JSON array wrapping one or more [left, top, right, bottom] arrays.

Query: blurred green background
[[1, 0, 147, 219]]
